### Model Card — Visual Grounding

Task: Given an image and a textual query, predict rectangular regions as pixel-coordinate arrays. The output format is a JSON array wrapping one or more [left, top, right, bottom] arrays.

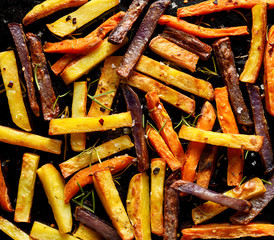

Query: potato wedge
[[192, 177, 266, 224], [71, 81, 87, 152], [0, 160, 13, 212], [179, 125, 264, 152], [0, 125, 62, 154], [73, 223, 103, 240], [150, 159, 166, 236], [60, 135, 134, 178], [127, 172, 151, 240], [47, 0, 119, 37], [127, 71, 195, 114], [30, 221, 78, 240], [135, 55, 214, 100], [93, 169, 134, 240], [37, 164, 72, 233], [60, 37, 127, 85], [0, 50, 31, 131], [49, 111, 132, 135], [14, 153, 40, 223], [88, 56, 121, 117], [149, 36, 199, 72]]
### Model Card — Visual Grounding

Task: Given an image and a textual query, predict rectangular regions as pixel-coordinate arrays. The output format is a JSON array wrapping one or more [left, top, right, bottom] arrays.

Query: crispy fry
[[0, 160, 13, 212], [51, 54, 78, 76]]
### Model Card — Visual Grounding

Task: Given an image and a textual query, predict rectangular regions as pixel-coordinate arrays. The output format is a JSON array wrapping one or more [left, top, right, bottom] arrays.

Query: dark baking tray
[[0, 0, 273, 239]]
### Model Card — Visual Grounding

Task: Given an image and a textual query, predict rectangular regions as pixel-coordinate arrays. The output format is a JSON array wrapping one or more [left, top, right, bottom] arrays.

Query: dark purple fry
[[247, 84, 274, 174], [212, 37, 252, 126], [121, 84, 149, 172], [117, 0, 171, 79], [26, 32, 60, 120], [171, 180, 251, 213], [230, 174, 274, 224], [160, 26, 212, 61], [108, 0, 149, 45], [75, 206, 121, 240], [8, 23, 40, 117], [164, 170, 180, 240]]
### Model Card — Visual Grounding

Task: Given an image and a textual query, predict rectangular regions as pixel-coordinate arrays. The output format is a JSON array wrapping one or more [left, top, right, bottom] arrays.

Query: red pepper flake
[[72, 18, 77, 25], [7, 81, 13, 88], [99, 118, 104, 126], [66, 15, 71, 21]]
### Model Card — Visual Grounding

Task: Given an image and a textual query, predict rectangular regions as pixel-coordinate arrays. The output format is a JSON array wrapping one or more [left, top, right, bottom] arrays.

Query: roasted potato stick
[[49, 111, 132, 135], [192, 177, 266, 225], [0, 50, 31, 131], [37, 164, 72, 233], [71, 82, 87, 152], [179, 125, 264, 152], [0, 125, 62, 154], [149, 36, 199, 72], [14, 153, 40, 223], [60, 37, 127, 85], [47, 0, 119, 37], [135, 55, 214, 100], [73, 223, 103, 240], [23, 0, 88, 26], [93, 169, 134, 240], [0, 216, 31, 240], [60, 135, 134, 178], [88, 56, 121, 117], [51, 54, 77, 76], [181, 223, 274, 240], [127, 71, 195, 114], [0, 160, 13, 212], [127, 172, 151, 240], [150, 159, 166, 236], [239, 4, 267, 83]]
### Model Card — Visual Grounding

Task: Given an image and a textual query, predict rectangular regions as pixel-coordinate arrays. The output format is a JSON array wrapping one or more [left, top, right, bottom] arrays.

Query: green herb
[[53, 90, 71, 111], [261, 179, 272, 185], [147, 121, 158, 132], [174, 112, 192, 129], [198, 67, 219, 77], [34, 64, 41, 91], [244, 150, 249, 159], [142, 114, 145, 128], [239, 176, 247, 186], [194, 203, 209, 216], [87, 78, 99, 92], [87, 90, 115, 112], [159, 121, 167, 133], [232, 10, 247, 23], [94, 147, 101, 164], [192, 113, 202, 127]]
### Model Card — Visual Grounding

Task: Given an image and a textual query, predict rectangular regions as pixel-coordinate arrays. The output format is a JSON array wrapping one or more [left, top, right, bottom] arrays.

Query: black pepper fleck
[[72, 18, 77, 25], [7, 81, 13, 88], [66, 15, 71, 21], [153, 167, 160, 175]]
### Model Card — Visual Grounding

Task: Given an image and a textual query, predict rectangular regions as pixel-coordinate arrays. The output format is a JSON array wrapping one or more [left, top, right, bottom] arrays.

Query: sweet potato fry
[[0, 160, 13, 212], [146, 91, 185, 165], [43, 12, 125, 54], [64, 155, 134, 203], [51, 54, 78, 76], [149, 36, 199, 72], [23, 0, 88, 26], [135, 55, 214, 100], [146, 125, 182, 171], [177, 0, 274, 18], [181, 223, 274, 240], [127, 71, 195, 114], [181, 101, 216, 185], [158, 15, 249, 38], [264, 25, 274, 116], [215, 86, 244, 186], [46, 0, 120, 37], [239, 3, 267, 83]]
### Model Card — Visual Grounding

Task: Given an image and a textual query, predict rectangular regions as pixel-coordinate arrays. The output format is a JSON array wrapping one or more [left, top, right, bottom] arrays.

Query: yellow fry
[[73, 223, 103, 240]]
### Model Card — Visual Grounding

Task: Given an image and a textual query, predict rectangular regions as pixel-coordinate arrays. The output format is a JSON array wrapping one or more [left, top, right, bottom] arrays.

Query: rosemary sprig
[[244, 150, 249, 159], [192, 113, 202, 127], [147, 121, 158, 132], [87, 90, 115, 111], [87, 78, 99, 92], [34, 64, 41, 91], [198, 67, 219, 77], [261, 179, 272, 185], [53, 90, 71, 111], [174, 112, 192, 129], [159, 121, 167, 133], [239, 176, 247, 186], [232, 10, 247, 23]]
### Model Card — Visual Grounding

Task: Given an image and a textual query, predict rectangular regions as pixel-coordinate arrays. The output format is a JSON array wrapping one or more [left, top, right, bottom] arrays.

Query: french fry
[[71, 82, 87, 152], [60, 135, 134, 178], [37, 164, 72, 233], [93, 169, 134, 240], [51, 54, 77, 76], [88, 56, 121, 117], [179, 125, 264, 152], [0, 50, 31, 132], [14, 153, 40, 223], [0, 160, 13, 212], [127, 172, 151, 240], [146, 91, 185, 164], [30, 221, 78, 240], [127, 71, 195, 114], [47, 0, 120, 37], [0, 125, 62, 154], [181, 223, 274, 240], [192, 177, 266, 224], [149, 36, 199, 72], [135, 55, 214, 100], [150, 159, 166, 236], [215, 87, 244, 186], [73, 223, 103, 240], [49, 111, 132, 135], [239, 4, 267, 83], [0, 216, 31, 240], [60, 37, 128, 85], [23, 0, 88, 26], [181, 101, 216, 186]]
